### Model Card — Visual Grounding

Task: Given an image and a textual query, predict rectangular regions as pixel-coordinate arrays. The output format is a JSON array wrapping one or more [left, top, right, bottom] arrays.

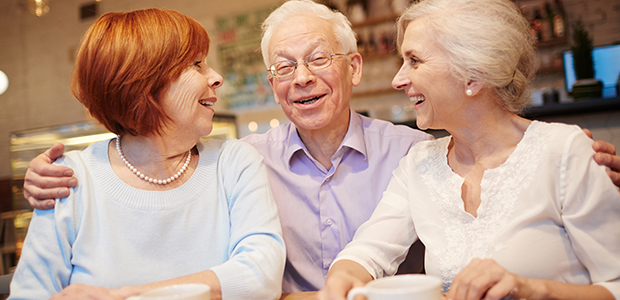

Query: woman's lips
[[410, 95, 425, 105]]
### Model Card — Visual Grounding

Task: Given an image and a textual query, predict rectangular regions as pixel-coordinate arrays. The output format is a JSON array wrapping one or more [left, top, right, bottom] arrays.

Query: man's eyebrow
[[270, 39, 331, 60]]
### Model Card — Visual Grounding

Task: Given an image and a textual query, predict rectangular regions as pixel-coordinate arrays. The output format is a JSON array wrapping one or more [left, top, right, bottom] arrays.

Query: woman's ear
[[465, 80, 484, 96]]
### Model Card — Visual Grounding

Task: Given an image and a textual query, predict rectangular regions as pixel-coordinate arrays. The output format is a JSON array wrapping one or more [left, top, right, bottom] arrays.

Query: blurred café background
[[0, 0, 618, 275]]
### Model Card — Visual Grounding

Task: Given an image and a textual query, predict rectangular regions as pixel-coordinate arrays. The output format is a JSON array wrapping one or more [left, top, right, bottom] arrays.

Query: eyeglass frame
[[267, 52, 348, 79]]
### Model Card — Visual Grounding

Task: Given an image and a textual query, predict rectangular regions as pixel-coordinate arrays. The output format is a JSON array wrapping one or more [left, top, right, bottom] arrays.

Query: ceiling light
[[0, 70, 8, 95], [28, 0, 50, 17]]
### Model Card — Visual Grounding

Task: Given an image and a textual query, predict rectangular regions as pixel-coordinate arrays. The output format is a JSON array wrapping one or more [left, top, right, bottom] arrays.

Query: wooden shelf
[[351, 13, 399, 28], [352, 87, 401, 98], [395, 97, 620, 138], [522, 96, 620, 118], [537, 65, 564, 74], [360, 51, 399, 61], [536, 36, 568, 48]]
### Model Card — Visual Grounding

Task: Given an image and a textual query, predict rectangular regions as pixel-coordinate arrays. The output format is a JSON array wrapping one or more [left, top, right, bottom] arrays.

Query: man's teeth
[[297, 96, 320, 105], [199, 100, 214, 107], [409, 96, 425, 104]]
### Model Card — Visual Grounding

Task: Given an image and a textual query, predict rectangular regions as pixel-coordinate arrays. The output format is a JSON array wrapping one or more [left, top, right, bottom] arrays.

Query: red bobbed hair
[[71, 8, 211, 136]]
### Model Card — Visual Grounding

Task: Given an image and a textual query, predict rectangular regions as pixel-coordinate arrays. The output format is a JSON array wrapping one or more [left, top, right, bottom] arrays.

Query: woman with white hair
[[318, 0, 620, 299]]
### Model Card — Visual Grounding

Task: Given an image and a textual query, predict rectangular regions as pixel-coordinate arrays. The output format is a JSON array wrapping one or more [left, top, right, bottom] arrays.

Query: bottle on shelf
[[552, 0, 566, 38], [531, 7, 543, 41], [379, 32, 389, 54], [356, 28, 370, 56], [540, 3, 554, 42], [368, 31, 378, 55], [347, 0, 367, 23]]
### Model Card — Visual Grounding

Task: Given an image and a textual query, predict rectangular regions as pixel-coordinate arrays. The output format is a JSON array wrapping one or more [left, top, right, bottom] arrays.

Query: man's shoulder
[[358, 114, 433, 142], [200, 138, 261, 159], [240, 123, 291, 146]]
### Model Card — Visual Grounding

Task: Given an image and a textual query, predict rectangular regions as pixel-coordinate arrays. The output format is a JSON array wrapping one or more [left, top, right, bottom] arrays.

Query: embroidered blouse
[[334, 121, 620, 297]]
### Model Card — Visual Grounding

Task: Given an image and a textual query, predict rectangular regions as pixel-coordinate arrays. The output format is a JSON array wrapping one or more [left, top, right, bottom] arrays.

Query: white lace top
[[334, 121, 620, 297]]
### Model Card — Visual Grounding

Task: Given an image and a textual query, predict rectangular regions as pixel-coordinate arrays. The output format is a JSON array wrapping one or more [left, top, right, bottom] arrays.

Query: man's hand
[[23, 143, 77, 210], [583, 129, 620, 189]]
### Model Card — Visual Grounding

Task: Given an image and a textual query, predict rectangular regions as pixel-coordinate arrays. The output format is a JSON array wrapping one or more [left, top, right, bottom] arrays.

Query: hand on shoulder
[[23, 143, 77, 210]]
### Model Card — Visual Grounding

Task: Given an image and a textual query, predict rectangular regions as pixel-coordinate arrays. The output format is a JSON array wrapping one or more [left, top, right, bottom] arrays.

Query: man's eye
[[277, 64, 293, 71], [311, 57, 329, 65]]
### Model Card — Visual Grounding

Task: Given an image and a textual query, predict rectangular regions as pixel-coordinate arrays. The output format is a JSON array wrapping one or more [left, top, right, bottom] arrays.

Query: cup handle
[[347, 287, 368, 300]]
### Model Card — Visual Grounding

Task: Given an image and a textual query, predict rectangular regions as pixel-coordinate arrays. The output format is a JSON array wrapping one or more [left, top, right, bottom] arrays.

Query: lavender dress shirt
[[241, 109, 432, 292]]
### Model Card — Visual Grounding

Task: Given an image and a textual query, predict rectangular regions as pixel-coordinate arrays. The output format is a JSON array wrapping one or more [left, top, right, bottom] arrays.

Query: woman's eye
[[194, 61, 202, 68], [409, 56, 421, 66]]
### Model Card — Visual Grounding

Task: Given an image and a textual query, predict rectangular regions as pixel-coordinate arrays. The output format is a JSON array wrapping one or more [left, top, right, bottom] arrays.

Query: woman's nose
[[209, 69, 223, 88], [391, 64, 409, 90]]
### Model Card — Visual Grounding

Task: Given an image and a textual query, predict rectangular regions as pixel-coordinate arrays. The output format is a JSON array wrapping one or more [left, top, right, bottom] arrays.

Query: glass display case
[[10, 115, 237, 210]]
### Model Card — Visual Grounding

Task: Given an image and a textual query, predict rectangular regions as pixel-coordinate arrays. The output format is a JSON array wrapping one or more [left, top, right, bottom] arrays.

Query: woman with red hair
[[9, 8, 285, 300]]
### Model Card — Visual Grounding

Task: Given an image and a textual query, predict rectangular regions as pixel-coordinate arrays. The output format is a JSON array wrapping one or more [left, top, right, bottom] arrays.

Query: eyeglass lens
[[270, 52, 340, 78]]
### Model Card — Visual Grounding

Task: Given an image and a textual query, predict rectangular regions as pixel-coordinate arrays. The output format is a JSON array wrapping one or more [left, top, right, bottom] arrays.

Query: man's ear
[[267, 74, 280, 104], [349, 53, 363, 87]]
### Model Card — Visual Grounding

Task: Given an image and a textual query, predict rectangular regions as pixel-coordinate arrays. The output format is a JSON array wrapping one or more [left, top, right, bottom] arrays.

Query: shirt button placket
[[320, 173, 336, 276]]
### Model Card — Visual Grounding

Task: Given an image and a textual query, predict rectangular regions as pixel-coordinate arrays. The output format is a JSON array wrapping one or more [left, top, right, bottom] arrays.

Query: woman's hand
[[317, 260, 373, 300], [317, 271, 365, 300], [23, 142, 77, 210], [49, 283, 129, 300], [445, 258, 542, 300], [446, 258, 614, 300]]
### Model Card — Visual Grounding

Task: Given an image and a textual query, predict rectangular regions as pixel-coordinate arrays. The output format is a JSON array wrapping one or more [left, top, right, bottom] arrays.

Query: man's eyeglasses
[[268, 52, 347, 79]]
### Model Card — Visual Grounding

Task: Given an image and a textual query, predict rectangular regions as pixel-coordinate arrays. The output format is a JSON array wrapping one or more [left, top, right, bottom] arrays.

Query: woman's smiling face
[[161, 54, 223, 139], [391, 17, 466, 131]]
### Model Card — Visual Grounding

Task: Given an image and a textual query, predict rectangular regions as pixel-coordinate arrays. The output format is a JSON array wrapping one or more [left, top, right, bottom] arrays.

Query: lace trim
[[414, 121, 548, 291]]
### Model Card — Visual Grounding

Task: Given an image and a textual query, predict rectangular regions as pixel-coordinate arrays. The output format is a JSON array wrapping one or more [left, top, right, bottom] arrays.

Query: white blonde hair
[[397, 0, 536, 113], [260, 0, 357, 68]]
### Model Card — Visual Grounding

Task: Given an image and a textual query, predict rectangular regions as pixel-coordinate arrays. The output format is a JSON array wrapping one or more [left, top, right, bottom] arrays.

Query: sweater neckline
[[87, 139, 216, 210]]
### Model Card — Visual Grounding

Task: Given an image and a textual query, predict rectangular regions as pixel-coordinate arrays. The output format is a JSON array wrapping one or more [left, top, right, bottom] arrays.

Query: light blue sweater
[[9, 138, 286, 299]]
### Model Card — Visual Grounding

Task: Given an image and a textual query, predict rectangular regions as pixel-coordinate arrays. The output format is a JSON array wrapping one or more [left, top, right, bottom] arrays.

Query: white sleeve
[[560, 129, 620, 298], [210, 140, 286, 300], [9, 157, 78, 299], [332, 154, 418, 279]]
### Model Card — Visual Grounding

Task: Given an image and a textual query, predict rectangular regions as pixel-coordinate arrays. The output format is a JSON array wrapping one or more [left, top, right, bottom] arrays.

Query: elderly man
[[22, 0, 620, 293]]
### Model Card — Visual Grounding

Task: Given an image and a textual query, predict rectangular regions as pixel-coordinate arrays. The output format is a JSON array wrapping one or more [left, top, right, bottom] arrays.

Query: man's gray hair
[[260, 0, 357, 68]]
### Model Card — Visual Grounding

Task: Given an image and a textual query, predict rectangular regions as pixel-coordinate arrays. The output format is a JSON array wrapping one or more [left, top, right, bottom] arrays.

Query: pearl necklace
[[115, 135, 191, 185]]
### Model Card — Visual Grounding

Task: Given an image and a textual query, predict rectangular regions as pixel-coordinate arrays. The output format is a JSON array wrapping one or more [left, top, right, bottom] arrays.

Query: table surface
[[279, 292, 317, 300]]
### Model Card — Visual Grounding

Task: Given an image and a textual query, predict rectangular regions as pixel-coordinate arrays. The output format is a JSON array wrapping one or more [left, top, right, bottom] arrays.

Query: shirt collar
[[285, 108, 368, 169], [341, 108, 367, 160]]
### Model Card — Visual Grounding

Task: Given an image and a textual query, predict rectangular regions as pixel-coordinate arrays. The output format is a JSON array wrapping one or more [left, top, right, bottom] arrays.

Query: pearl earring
[[466, 89, 473, 96]]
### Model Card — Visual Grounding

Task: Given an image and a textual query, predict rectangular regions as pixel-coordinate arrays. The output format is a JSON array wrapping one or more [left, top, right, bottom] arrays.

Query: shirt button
[[326, 218, 333, 226], [325, 177, 331, 182]]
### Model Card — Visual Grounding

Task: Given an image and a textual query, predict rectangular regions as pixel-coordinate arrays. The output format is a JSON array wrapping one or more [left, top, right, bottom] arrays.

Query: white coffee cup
[[347, 274, 442, 300], [126, 283, 211, 300]]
